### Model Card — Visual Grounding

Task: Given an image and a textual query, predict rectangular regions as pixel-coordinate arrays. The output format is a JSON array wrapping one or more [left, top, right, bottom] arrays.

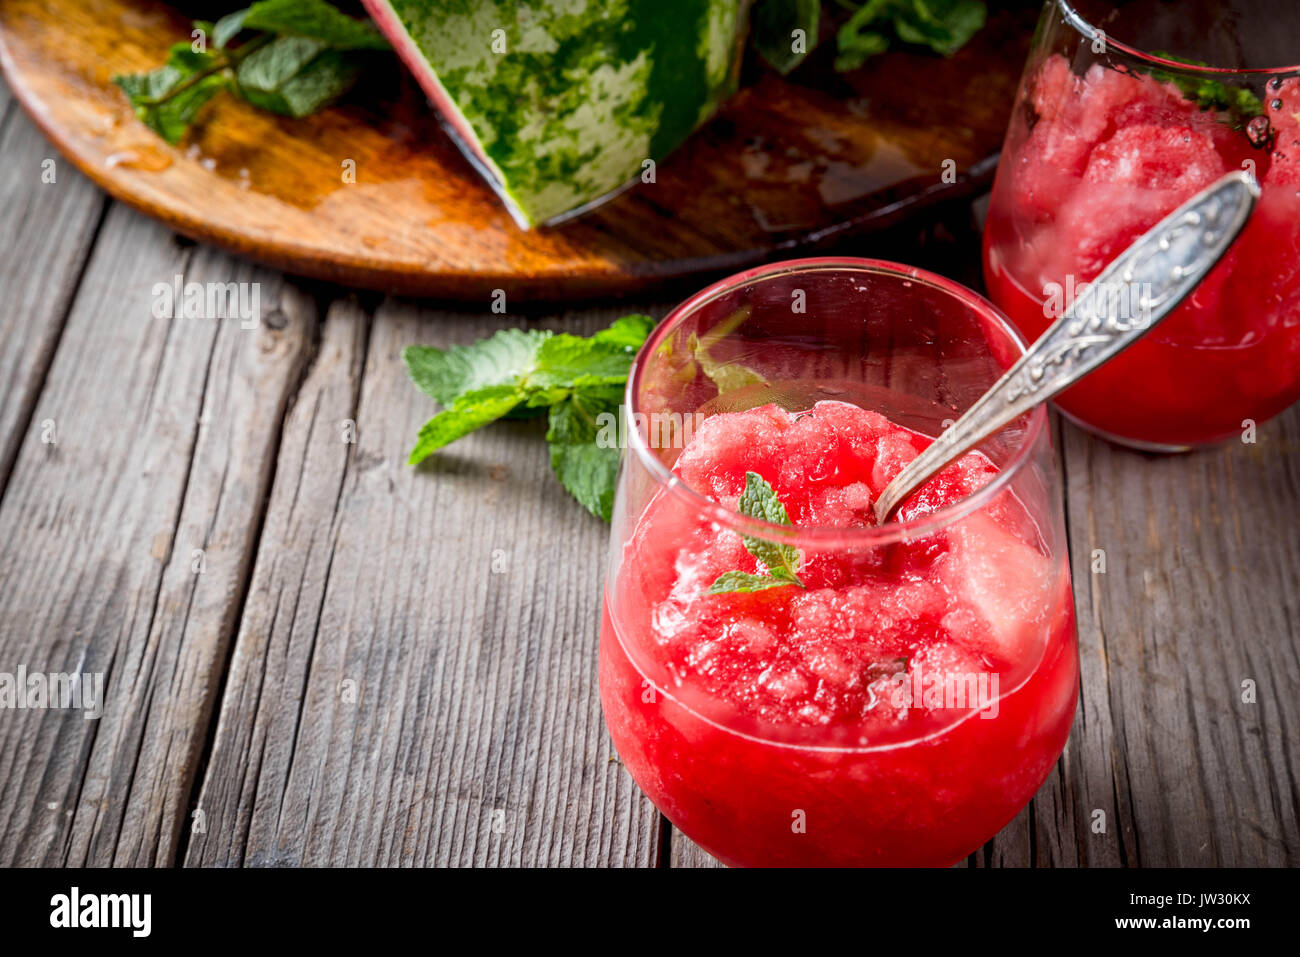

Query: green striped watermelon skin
[[363, 0, 747, 227]]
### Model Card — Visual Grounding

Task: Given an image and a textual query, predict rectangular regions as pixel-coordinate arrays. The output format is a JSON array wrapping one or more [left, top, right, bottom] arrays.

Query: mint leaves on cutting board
[[751, 0, 988, 75], [114, 0, 389, 144]]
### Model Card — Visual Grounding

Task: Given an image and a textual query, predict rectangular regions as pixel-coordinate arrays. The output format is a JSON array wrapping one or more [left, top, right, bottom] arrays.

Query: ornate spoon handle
[[873, 170, 1260, 525]]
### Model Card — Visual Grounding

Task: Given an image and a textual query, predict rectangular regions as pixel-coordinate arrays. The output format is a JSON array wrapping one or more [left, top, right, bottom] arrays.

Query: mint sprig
[[1148, 51, 1264, 129], [114, 0, 388, 144], [402, 315, 656, 521], [751, 0, 987, 74], [834, 0, 987, 72], [708, 472, 806, 594], [687, 305, 767, 395]]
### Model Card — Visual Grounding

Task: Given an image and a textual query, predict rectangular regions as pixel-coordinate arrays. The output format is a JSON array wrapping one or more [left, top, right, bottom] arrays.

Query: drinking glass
[[983, 0, 1300, 449], [599, 259, 1079, 867]]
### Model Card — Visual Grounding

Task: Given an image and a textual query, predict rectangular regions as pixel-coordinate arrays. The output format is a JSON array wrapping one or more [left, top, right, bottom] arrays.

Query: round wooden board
[[0, 0, 1034, 301]]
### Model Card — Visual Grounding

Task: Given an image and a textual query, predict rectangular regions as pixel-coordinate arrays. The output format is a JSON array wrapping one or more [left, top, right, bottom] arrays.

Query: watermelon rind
[[362, 0, 749, 228]]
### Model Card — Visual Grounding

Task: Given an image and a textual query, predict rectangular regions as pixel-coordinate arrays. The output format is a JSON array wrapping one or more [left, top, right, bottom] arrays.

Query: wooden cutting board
[[0, 0, 1035, 301]]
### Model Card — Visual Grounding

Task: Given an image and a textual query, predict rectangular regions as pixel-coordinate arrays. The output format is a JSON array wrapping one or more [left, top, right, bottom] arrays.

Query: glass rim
[[1057, 0, 1300, 76], [624, 256, 1051, 549]]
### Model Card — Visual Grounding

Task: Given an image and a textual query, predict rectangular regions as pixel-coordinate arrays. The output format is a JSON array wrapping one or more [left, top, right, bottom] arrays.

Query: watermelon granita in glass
[[599, 259, 1079, 867], [983, 0, 1300, 450]]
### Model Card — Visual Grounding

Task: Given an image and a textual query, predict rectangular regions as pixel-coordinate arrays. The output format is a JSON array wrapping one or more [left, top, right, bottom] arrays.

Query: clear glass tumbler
[[599, 258, 1079, 867], [983, 0, 1300, 450]]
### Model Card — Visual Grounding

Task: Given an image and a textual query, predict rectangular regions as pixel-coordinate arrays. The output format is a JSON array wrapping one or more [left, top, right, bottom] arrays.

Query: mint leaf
[[738, 470, 796, 528], [518, 313, 653, 405], [892, 0, 986, 56], [834, 0, 986, 71], [403, 315, 656, 519], [115, 1, 385, 142], [687, 305, 766, 395], [753, 0, 821, 74], [835, 28, 889, 72], [547, 392, 622, 520], [403, 328, 548, 406], [212, 10, 249, 49], [707, 570, 799, 595], [1149, 51, 1264, 126], [408, 386, 523, 465], [737, 472, 804, 583], [592, 314, 657, 349], [528, 333, 645, 392], [708, 472, 805, 594], [113, 46, 230, 144], [235, 36, 359, 117], [242, 0, 391, 51], [689, 332, 767, 394]]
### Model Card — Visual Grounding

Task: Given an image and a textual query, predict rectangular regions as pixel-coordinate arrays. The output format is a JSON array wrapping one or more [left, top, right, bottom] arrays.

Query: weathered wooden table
[[1, 80, 1297, 868]]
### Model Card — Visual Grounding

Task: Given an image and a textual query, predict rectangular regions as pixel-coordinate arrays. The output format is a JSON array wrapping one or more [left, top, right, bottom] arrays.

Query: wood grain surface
[[184, 300, 661, 866], [0, 0, 1036, 301], [0, 75, 1296, 866]]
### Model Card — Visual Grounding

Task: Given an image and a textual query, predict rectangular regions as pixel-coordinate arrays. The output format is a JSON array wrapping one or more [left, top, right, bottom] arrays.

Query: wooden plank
[[0, 205, 315, 865], [1049, 405, 1300, 866], [186, 301, 662, 867], [670, 832, 724, 869], [0, 80, 106, 491]]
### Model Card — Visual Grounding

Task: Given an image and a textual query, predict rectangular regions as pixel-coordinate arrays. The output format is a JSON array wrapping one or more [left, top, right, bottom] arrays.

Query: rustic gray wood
[[185, 300, 662, 866], [0, 86, 106, 492], [1050, 407, 1300, 866], [0, 88, 1296, 864], [0, 204, 316, 865]]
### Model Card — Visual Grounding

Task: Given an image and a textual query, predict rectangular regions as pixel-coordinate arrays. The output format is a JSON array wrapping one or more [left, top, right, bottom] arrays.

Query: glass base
[[1056, 407, 1194, 454]]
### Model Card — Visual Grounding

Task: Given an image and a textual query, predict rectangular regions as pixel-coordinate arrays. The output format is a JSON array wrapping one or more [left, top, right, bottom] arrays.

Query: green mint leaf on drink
[[689, 333, 767, 395], [737, 472, 805, 583], [707, 570, 801, 595], [1149, 51, 1264, 127], [708, 472, 806, 594], [403, 316, 656, 521], [686, 305, 767, 396]]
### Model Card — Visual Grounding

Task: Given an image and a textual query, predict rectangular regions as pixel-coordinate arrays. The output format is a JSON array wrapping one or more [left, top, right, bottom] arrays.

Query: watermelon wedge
[[362, 0, 749, 228]]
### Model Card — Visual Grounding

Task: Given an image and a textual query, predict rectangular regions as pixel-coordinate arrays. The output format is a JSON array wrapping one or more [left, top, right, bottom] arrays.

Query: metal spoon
[[873, 170, 1260, 525]]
